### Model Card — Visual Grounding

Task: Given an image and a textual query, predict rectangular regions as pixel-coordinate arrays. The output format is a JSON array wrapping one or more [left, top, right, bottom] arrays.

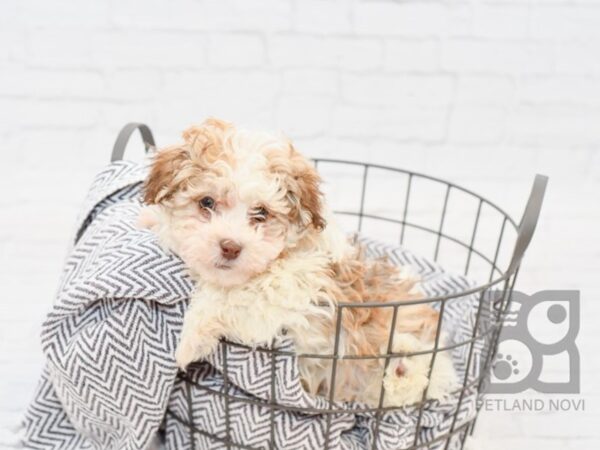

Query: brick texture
[[0, 1, 598, 448]]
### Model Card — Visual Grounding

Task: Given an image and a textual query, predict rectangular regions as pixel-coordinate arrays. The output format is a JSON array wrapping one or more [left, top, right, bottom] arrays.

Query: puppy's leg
[[175, 301, 223, 370], [382, 333, 430, 406], [175, 330, 219, 370]]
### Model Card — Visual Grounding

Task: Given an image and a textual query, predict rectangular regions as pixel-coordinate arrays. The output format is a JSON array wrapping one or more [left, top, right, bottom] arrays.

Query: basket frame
[[112, 123, 547, 450]]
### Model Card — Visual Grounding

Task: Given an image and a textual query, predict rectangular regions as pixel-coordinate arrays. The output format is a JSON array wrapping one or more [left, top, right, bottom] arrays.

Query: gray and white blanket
[[22, 161, 492, 450]]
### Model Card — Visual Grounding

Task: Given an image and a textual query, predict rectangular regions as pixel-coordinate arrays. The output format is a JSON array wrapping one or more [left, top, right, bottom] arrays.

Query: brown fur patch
[[143, 145, 190, 204], [143, 118, 232, 205], [267, 144, 326, 231], [323, 248, 440, 402], [331, 253, 434, 354]]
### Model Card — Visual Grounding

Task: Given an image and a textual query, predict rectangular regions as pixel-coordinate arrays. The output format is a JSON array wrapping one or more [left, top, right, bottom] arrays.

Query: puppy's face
[[144, 119, 325, 288]]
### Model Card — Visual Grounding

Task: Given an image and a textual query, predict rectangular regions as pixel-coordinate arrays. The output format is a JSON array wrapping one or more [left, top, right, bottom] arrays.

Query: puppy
[[140, 118, 456, 406]]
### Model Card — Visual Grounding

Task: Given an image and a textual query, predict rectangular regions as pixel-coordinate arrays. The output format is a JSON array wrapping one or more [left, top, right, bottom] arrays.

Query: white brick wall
[[1, 0, 598, 448]]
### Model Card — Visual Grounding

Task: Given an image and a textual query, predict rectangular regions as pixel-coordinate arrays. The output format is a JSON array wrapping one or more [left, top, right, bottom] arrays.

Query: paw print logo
[[493, 353, 519, 380], [486, 290, 580, 394]]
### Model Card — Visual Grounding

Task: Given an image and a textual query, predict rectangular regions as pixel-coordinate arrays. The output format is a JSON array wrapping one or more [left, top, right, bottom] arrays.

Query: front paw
[[382, 333, 457, 406], [175, 335, 218, 370]]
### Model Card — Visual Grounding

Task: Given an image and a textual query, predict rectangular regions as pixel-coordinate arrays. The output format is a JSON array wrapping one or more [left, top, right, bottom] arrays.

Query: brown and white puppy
[[139, 118, 456, 406]]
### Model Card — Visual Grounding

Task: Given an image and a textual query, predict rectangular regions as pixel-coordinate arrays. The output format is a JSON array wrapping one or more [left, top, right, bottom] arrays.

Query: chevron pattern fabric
[[165, 238, 492, 450], [21, 161, 494, 450]]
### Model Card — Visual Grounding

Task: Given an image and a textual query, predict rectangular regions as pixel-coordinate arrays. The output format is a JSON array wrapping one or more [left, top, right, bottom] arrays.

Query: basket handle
[[111, 123, 156, 162], [508, 174, 548, 275]]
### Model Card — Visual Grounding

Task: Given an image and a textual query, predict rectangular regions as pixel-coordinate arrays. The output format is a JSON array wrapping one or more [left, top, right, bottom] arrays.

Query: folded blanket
[[22, 161, 491, 450]]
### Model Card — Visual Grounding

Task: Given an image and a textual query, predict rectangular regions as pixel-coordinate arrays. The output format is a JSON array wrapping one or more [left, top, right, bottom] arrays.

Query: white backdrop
[[0, 1, 598, 448]]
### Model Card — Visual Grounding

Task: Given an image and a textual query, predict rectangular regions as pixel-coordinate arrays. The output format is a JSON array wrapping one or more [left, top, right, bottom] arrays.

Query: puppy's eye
[[251, 207, 269, 223], [199, 196, 215, 210]]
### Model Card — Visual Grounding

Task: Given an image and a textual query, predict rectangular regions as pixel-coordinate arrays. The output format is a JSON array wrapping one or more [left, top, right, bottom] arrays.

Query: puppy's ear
[[143, 145, 190, 204], [144, 118, 231, 204], [279, 145, 326, 231], [290, 163, 326, 230]]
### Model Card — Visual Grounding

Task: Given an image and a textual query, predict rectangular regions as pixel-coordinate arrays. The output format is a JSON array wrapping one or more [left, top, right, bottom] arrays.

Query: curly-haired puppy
[[139, 118, 456, 406]]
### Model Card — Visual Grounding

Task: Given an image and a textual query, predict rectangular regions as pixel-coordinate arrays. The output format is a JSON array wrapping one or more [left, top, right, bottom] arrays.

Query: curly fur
[[140, 118, 456, 406]]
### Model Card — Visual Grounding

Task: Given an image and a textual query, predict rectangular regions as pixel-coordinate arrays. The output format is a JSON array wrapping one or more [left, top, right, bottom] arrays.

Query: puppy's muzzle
[[220, 239, 242, 260]]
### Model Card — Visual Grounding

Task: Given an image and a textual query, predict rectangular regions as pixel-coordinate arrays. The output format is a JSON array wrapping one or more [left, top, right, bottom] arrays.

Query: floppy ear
[[282, 145, 326, 231], [143, 145, 190, 204], [144, 118, 231, 205]]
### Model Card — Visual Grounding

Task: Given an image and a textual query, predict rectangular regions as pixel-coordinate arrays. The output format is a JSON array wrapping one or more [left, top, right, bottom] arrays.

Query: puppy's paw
[[174, 343, 195, 371], [383, 359, 429, 407], [174, 335, 219, 370], [382, 333, 456, 407]]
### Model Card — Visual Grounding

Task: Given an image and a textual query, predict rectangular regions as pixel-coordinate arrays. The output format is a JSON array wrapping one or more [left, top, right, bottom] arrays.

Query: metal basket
[[113, 124, 547, 450]]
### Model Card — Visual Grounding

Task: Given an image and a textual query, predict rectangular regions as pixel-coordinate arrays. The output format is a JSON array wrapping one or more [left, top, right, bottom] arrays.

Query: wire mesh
[[168, 159, 535, 449]]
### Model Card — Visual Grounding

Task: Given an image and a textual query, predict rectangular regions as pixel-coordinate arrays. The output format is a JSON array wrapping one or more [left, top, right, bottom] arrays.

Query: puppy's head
[[144, 118, 325, 287]]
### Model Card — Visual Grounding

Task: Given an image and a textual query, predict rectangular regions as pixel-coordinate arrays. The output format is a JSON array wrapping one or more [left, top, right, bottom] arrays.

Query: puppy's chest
[[196, 280, 334, 348]]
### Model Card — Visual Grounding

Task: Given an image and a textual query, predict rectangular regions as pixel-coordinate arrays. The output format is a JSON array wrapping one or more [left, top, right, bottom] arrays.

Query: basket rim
[[312, 158, 518, 230], [312, 158, 520, 306]]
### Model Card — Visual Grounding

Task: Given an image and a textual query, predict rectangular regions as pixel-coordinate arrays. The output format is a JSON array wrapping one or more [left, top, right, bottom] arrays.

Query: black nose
[[220, 239, 242, 260]]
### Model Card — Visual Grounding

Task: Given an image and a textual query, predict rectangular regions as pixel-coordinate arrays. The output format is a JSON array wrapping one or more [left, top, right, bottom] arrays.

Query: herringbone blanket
[[22, 161, 491, 450]]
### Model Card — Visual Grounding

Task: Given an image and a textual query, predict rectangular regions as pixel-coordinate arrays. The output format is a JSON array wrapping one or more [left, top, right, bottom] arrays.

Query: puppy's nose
[[220, 239, 242, 260]]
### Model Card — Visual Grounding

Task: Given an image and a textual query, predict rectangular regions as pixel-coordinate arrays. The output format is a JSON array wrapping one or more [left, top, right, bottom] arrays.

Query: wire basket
[[113, 125, 547, 450]]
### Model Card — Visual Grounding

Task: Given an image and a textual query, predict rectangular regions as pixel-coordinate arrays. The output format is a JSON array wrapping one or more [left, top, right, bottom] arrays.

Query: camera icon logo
[[485, 290, 580, 394]]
